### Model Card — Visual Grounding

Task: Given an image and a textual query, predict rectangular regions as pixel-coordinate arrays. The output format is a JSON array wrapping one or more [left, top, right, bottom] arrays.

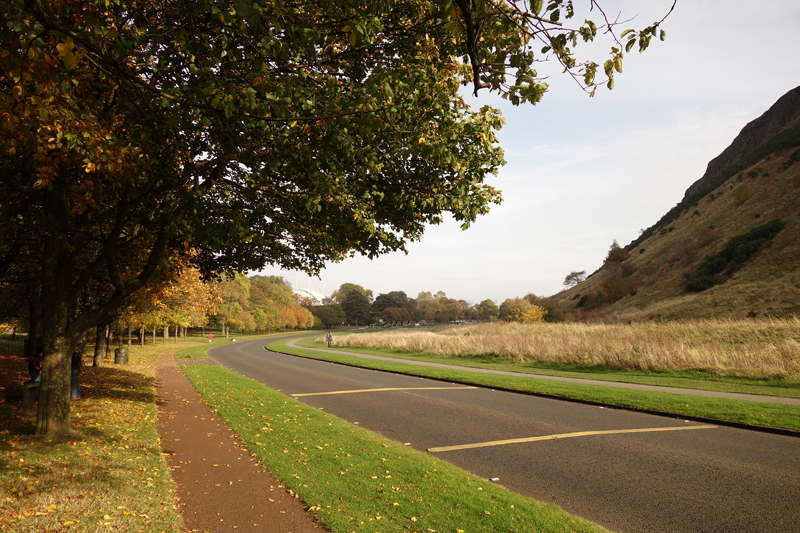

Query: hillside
[[553, 86, 800, 321]]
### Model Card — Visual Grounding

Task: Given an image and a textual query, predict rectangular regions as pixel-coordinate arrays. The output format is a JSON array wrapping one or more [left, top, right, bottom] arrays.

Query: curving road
[[208, 336, 800, 533]]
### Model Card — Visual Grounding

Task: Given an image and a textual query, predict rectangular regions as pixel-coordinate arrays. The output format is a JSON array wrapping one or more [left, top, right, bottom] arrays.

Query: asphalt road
[[208, 336, 800, 533]]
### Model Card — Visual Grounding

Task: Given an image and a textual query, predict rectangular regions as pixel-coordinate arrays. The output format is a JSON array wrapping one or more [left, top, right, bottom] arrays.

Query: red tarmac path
[[155, 349, 329, 533]]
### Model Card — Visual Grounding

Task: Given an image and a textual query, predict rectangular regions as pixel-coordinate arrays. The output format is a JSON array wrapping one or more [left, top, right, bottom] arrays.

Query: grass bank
[[270, 337, 800, 432], [0, 344, 191, 532], [183, 363, 609, 533]]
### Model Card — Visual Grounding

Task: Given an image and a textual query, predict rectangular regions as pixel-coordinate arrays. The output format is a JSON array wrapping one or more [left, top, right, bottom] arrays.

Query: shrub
[[604, 240, 629, 265], [621, 262, 637, 278], [600, 274, 628, 302], [686, 219, 786, 292], [500, 298, 547, 323], [523, 293, 564, 322]]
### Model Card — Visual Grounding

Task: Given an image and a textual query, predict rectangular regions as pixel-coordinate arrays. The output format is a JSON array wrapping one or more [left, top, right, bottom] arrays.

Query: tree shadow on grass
[[0, 354, 156, 448], [80, 364, 155, 404]]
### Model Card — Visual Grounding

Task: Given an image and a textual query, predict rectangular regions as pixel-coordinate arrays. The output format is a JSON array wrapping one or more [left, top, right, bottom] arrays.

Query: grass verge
[[183, 363, 610, 533], [269, 338, 800, 432], [302, 333, 800, 397], [0, 347, 182, 532]]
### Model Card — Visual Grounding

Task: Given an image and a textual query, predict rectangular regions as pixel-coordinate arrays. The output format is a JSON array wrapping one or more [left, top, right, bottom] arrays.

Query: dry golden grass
[[332, 319, 800, 379]]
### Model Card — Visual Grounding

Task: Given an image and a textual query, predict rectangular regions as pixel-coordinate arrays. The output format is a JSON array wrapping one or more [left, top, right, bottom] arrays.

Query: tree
[[341, 290, 373, 326], [599, 274, 629, 303], [250, 276, 294, 307], [605, 240, 630, 265], [416, 299, 444, 322], [372, 290, 408, 315], [381, 307, 411, 325], [215, 274, 251, 337], [499, 298, 547, 323], [563, 270, 587, 288], [315, 304, 346, 328], [0, 0, 672, 434], [261, 305, 281, 333], [475, 299, 499, 321], [523, 293, 564, 323], [332, 283, 374, 305]]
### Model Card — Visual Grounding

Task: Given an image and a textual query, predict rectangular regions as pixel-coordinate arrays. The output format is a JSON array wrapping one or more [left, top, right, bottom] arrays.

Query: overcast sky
[[254, 0, 800, 305]]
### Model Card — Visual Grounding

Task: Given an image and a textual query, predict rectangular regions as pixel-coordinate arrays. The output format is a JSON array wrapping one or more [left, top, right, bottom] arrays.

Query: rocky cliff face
[[683, 85, 800, 200]]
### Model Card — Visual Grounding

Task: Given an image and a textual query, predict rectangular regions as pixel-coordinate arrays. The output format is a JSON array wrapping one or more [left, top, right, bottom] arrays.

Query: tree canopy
[[0, 0, 673, 433]]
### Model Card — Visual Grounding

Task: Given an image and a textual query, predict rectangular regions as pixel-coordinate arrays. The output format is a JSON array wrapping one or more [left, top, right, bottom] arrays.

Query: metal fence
[[0, 337, 25, 357]]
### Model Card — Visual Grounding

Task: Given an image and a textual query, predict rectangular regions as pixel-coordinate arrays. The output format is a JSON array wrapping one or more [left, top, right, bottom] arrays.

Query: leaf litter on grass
[[0, 348, 182, 532]]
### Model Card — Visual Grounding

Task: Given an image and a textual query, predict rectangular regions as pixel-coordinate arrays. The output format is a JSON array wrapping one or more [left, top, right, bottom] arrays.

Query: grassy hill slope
[[554, 89, 800, 322]]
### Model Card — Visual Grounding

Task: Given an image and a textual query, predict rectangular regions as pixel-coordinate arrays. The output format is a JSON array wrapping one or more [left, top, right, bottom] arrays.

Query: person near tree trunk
[[71, 347, 85, 399]]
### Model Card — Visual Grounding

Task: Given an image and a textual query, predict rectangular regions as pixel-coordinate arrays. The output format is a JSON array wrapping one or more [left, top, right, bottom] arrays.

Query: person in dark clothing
[[71, 347, 84, 399], [28, 346, 43, 381]]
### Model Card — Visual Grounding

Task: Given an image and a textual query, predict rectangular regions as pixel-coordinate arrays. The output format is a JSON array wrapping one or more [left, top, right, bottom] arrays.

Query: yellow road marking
[[291, 386, 477, 398], [428, 425, 718, 453]]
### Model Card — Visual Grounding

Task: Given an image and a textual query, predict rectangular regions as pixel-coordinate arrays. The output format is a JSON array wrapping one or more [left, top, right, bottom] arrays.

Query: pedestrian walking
[[208, 333, 213, 343], [326, 331, 333, 348]]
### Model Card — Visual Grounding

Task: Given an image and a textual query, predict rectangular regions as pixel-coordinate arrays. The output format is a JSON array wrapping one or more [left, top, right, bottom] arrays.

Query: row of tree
[[308, 283, 567, 327], [0, 0, 670, 436]]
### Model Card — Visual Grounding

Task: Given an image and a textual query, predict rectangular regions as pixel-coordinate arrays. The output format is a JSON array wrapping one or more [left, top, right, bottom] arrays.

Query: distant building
[[293, 287, 327, 306]]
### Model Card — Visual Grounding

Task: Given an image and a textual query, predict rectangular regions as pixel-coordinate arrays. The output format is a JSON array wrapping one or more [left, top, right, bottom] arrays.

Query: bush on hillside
[[686, 219, 786, 292]]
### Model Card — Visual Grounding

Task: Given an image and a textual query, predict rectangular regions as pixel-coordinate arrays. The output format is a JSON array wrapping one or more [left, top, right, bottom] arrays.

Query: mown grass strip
[[183, 364, 610, 533], [269, 338, 800, 432], [0, 348, 181, 533]]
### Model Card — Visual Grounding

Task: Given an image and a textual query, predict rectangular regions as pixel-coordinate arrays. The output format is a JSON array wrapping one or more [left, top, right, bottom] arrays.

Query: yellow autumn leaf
[[55, 41, 75, 57]]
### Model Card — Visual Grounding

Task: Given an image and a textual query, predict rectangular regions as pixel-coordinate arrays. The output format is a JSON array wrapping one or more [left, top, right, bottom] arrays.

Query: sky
[[253, 0, 800, 305]]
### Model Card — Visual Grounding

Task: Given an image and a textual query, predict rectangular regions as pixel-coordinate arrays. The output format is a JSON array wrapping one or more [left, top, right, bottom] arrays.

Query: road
[[208, 336, 800, 533]]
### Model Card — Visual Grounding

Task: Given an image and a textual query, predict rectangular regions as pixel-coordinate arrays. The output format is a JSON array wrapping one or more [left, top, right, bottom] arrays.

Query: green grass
[[183, 364, 610, 533], [269, 338, 800, 431]]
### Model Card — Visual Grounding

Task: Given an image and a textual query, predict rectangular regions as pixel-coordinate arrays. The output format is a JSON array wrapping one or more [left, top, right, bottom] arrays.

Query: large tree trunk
[[94, 325, 107, 367], [35, 295, 74, 435], [23, 275, 41, 364]]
